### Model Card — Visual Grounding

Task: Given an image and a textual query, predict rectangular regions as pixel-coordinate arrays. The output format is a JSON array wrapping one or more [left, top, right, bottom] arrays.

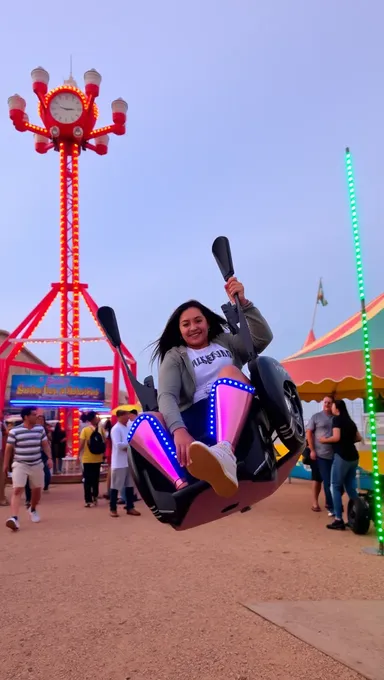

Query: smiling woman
[[172, 303, 235, 404], [128, 276, 273, 498]]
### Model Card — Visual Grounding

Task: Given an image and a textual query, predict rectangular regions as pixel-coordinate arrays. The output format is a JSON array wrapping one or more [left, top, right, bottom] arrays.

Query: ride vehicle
[[97, 237, 306, 530]]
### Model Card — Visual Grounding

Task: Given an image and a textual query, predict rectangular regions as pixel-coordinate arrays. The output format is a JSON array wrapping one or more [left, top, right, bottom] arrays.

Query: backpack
[[88, 426, 106, 455]]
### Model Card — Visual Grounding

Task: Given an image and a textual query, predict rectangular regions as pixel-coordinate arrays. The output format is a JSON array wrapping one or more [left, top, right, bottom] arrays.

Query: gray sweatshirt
[[157, 301, 273, 434]]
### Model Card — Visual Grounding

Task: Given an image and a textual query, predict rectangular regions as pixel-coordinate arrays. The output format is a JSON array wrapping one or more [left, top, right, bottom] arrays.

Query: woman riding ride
[[128, 276, 273, 498]]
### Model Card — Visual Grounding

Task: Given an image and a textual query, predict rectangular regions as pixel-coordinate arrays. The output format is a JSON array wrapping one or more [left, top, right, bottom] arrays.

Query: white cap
[[95, 134, 109, 147], [31, 67, 50, 85], [84, 69, 102, 86], [8, 94, 26, 111], [111, 98, 128, 114], [34, 133, 49, 144]]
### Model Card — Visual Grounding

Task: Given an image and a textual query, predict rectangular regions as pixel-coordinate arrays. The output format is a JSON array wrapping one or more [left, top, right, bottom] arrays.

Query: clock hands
[[59, 106, 76, 111]]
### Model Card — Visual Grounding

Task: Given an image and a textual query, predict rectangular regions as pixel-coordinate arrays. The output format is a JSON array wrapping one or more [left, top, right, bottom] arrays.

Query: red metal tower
[[1, 66, 137, 454]]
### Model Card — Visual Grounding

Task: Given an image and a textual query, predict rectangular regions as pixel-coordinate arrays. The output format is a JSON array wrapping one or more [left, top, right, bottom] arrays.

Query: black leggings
[[83, 463, 101, 504], [110, 487, 134, 512]]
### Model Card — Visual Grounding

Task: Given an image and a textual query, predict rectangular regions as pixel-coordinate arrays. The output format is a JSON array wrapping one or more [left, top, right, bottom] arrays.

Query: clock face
[[49, 92, 83, 124]]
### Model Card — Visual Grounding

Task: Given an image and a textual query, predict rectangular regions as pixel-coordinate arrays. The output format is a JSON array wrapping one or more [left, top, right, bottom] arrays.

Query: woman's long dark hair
[[334, 399, 354, 425], [38, 414, 49, 436], [151, 300, 228, 364], [104, 419, 112, 439], [53, 421, 65, 441], [53, 422, 62, 435]]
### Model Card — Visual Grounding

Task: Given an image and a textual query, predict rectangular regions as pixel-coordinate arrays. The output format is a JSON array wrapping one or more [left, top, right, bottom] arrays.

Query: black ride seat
[[129, 348, 304, 495], [128, 354, 304, 530], [134, 369, 275, 484], [97, 236, 306, 530]]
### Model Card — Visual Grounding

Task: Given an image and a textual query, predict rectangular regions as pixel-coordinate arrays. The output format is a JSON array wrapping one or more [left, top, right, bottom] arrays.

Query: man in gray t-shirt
[[306, 397, 334, 514]]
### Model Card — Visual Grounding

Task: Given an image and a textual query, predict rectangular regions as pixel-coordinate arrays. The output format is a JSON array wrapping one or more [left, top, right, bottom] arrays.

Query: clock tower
[[5, 67, 135, 456]]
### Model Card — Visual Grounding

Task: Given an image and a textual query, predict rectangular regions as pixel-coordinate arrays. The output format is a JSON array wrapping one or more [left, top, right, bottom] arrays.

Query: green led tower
[[345, 147, 383, 555]]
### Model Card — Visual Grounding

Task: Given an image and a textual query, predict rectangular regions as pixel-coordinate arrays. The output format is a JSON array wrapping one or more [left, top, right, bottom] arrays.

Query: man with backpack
[[79, 411, 106, 508]]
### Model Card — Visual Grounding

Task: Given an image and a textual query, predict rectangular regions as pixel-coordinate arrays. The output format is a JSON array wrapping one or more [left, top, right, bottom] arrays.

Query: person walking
[[0, 413, 9, 507], [102, 419, 113, 501], [25, 414, 52, 504], [37, 415, 52, 491], [52, 422, 67, 474], [79, 411, 105, 508], [110, 409, 140, 518], [319, 399, 363, 531], [3, 407, 52, 531], [118, 409, 141, 505], [306, 396, 335, 515]]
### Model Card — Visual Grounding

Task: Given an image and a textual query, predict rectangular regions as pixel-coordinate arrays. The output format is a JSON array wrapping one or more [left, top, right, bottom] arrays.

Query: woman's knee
[[132, 411, 167, 430], [147, 411, 165, 425]]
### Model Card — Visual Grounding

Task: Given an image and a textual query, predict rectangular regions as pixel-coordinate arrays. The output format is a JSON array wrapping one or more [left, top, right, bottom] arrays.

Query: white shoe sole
[[187, 442, 238, 498]]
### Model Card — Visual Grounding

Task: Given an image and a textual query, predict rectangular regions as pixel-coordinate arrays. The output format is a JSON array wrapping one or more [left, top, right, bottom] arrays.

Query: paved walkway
[[1, 479, 382, 680]]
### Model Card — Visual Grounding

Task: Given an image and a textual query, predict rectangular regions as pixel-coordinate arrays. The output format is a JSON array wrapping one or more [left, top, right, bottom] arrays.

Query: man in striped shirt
[[3, 407, 52, 531]]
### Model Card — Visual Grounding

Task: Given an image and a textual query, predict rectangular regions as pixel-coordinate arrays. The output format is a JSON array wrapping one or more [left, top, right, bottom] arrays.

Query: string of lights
[[345, 147, 383, 554], [7, 337, 105, 344]]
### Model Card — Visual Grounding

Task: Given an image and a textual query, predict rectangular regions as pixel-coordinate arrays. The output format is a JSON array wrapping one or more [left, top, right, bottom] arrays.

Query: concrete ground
[[1, 479, 382, 680]]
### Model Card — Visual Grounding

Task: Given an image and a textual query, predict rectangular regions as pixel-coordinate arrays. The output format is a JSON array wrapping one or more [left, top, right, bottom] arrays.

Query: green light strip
[[345, 147, 383, 552]]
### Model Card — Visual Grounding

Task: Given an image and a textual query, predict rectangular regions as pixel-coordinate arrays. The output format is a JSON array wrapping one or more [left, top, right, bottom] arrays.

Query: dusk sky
[[1, 1, 383, 391]]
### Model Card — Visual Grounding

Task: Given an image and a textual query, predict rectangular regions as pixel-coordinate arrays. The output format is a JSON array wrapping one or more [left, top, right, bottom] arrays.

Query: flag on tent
[[317, 278, 328, 307]]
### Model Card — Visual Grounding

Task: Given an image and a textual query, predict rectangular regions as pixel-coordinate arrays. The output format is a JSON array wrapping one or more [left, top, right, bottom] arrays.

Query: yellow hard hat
[[111, 403, 142, 416]]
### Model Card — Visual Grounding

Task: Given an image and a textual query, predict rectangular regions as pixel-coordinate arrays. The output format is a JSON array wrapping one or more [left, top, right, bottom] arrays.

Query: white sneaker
[[29, 508, 41, 523], [187, 441, 239, 497], [6, 517, 20, 531]]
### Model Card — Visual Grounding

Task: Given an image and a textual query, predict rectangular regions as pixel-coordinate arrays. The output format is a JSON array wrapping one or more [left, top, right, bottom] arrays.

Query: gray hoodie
[[157, 301, 273, 434]]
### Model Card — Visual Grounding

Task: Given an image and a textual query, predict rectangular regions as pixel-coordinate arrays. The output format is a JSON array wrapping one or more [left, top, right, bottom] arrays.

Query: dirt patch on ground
[[0, 479, 381, 680]]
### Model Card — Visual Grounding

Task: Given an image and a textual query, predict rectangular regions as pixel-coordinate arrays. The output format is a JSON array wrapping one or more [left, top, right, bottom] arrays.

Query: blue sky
[[1, 0, 383, 389]]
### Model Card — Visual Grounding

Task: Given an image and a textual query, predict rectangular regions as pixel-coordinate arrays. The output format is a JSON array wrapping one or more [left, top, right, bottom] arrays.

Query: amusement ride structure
[[1, 66, 137, 454]]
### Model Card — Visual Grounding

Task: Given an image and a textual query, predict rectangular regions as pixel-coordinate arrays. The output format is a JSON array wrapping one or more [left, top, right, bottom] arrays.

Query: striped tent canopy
[[282, 293, 384, 402]]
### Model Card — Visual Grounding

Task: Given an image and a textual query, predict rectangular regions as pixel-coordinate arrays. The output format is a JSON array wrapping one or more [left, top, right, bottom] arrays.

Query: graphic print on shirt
[[7, 425, 46, 466], [189, 347, 233, 369], [186, 343, 234, 403]]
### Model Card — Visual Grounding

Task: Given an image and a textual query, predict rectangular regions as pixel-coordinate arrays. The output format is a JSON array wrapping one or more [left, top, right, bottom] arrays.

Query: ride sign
[[10, 375, 105, 408]]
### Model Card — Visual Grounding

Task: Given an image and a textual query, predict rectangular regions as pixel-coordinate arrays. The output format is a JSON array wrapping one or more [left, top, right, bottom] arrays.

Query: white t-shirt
[[111, 421, 130, 470], [186, 342, 233, 404]]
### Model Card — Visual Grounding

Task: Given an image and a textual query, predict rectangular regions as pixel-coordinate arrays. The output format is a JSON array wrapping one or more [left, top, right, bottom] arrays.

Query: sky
[[1, 0, 383, 395]]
